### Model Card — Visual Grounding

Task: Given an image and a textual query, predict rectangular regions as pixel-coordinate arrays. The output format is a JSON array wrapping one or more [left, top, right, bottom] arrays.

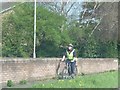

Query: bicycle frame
[[56, 59, 78, 79]]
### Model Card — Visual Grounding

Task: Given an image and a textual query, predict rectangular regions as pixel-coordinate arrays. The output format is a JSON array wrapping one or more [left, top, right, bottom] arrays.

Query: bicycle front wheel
[[62, 67, 69, 79]]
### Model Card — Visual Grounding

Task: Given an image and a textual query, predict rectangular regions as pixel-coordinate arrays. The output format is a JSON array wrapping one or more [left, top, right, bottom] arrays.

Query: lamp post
[[33, 0, 36, 58]]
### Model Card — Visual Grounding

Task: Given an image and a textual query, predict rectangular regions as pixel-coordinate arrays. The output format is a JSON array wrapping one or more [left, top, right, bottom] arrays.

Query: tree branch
[[66, 2, 76, 16], [86, 2, 103, 27], [89, 16, 104, 37]]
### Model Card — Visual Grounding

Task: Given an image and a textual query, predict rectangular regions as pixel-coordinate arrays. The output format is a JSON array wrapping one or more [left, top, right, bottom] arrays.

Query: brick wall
[[0, 58, 118, 87]]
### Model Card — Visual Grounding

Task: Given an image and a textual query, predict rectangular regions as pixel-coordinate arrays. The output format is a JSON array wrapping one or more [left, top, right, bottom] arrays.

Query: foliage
[[2, 2, 118, 58], [2, 3, 68, 57], [19, 80, 27, 85], [2, 3, 34, 57], [7, 80, 14, 87], [36, 5, 68, 57]]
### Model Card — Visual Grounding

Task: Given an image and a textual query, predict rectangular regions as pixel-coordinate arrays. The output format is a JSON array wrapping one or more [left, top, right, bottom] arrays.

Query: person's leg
[[71, 61, 76, 74], [67, 60, 71, 76]]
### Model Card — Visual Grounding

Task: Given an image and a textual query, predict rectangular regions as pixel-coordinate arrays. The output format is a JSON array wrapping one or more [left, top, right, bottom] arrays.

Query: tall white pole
[[33, 0, 36, 58]]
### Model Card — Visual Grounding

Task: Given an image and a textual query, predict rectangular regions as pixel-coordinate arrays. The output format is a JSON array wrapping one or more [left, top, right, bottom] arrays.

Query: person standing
[[62, 44, 77, 78]]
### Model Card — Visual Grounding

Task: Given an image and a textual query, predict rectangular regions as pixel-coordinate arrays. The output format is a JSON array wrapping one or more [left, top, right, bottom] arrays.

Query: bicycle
[[56, 59, 78, 79]]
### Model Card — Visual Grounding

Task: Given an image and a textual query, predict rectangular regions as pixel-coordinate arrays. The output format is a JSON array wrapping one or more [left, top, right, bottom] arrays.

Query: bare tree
[[79, 2, 118, 42]]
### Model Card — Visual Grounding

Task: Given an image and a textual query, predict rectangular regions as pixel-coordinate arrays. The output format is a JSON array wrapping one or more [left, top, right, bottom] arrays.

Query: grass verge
[[33, 71, 118, 88]]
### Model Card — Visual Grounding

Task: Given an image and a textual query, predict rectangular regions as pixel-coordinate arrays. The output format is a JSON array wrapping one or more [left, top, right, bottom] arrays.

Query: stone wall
[[0, 58, 118, 87]]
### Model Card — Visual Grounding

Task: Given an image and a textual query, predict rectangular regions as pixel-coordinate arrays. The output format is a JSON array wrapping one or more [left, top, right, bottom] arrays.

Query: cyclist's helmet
[[68, 43, 73, 51], [68, 43, 73, 47]]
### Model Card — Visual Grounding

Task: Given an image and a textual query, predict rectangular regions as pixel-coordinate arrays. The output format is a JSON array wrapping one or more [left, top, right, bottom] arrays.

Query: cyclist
[[62, 44, 77, 78]]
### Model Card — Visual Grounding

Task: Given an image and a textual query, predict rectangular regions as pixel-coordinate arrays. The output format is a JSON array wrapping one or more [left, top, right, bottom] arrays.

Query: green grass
[[32, 71, 118, 88]]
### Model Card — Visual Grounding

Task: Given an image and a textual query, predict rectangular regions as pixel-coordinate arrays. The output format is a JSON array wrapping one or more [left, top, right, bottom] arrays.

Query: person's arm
[[73, 50, 77, 59], [62, 51, 66, 61], [62, 55, 65, 61]]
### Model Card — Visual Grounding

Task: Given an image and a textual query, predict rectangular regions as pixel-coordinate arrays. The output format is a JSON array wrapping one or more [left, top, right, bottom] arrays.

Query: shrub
[[7, 80, 14, 87], [19, 80, 27, 85]]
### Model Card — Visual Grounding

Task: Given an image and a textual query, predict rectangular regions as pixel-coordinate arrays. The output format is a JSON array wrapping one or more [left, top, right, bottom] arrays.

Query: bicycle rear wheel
[[74, 66, 78, 76]]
